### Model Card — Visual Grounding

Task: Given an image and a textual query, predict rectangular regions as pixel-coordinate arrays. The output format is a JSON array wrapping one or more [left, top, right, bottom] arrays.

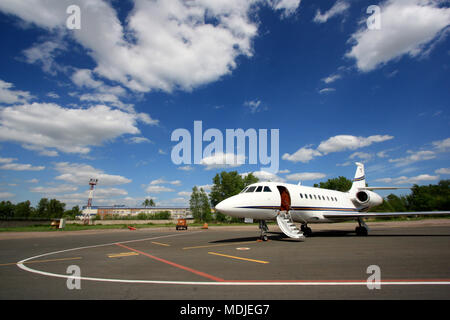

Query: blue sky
[[0, 0, 449, 208]]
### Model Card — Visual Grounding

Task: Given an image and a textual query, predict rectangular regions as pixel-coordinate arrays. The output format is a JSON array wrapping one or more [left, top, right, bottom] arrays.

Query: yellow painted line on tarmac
[[208, 252, 269, 264], [0, 257, 82, 267], [183, 241, 257, 250], [151, 241, 170, 247], [108, 252, 139, 258]]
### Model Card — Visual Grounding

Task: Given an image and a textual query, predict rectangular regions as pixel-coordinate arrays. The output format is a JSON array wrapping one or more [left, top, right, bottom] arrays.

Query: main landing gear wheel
[[355, 226, 368, 236], [301, 224, 312, 237]]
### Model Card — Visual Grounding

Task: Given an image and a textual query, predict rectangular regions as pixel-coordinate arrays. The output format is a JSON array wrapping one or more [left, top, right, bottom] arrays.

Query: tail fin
[[349, 162, 366, 193]]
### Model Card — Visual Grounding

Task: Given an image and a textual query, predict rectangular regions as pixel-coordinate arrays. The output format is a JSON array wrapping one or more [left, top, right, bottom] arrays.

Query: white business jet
[[215, 162, 450, 241]]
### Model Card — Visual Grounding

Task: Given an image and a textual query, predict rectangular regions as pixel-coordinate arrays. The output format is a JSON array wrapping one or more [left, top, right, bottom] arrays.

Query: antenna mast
[[83, 178, 98, 224]]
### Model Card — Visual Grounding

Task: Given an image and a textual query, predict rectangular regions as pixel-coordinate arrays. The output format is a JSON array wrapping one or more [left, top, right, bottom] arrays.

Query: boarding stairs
[[276, 211, 305, 241]]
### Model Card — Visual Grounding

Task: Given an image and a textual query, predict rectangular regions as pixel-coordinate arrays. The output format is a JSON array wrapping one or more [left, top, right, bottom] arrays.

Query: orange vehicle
[[176, 218, 188, 230]]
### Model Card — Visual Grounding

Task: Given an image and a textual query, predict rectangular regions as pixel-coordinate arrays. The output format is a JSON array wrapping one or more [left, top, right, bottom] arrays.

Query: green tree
[[0, 201, 15, 218], [47, 199, 66, 218], [314, 176, 353, 192], [142, 198, 156, 207], [64, 205, 81, 219], [36, 198, 49, 218], [14, 201, 33, 218], [407, 180, 450, 211], [199, 188, 212, 222], [189, 186, 202, 222]]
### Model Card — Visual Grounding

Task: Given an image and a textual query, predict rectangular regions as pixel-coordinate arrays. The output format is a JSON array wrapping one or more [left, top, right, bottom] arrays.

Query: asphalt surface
[[0, 220, 449, 300]]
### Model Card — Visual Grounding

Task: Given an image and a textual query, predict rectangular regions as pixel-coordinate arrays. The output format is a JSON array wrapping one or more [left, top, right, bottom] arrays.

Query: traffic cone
[[201, 223, 208, 229]]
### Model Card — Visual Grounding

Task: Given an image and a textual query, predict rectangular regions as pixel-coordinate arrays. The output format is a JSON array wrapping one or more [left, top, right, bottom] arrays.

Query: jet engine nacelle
[[351, 190, 383, 208]]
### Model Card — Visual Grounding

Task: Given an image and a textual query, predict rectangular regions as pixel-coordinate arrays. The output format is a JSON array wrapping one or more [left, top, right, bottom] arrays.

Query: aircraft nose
[[215, 198, 232, 214], [215, 199, 227, 213]]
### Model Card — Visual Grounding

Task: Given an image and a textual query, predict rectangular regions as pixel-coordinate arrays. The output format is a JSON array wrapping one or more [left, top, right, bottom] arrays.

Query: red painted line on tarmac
[[115, 243, 224, 282]]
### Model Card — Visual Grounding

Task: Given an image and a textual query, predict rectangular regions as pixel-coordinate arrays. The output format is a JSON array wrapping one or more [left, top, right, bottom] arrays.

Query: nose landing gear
[[259, 220, 269, 241]]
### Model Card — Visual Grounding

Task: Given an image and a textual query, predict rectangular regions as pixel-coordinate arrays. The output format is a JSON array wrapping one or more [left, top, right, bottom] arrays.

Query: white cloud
[[314, 0, 350, 23], [269, 0, 301, 17], [46, 92, 60, 99], [346, 0, 450, 72], [317, 135, 394, 154], [0, 192, 15, 199], [0, 162, 45, 171], [0, 79, 33, 104], [241, 171, 285, 182], [129, 137, 151, 144], [150, 178, 181, 186], [0, 157, 44, 171], [200, 152, 246, 170], [0, 157, 16, 163], [349, 151, 373, 161], [198, 184, 213, 192], [0, 102, 147, 155], [322, 74, 341, 84], [318, 88, 336, 94], [0, 0, 303, 94], [54, 162, 132, 186], [30, 185, 78, 194], [432, 137, 450, 152], [286, 172, 326, 181], [178, 191, 192, 197], [145, 185, 175, 193], [283, 134, 393, 163], [435, 168, 450, 175], [178, 165, 193, 171], [22, 40, 67, 75], [389, 150, 436, 166], [375, 174, 439, 185], [26, 178, 39, 183], [282, 146, 322, 163]]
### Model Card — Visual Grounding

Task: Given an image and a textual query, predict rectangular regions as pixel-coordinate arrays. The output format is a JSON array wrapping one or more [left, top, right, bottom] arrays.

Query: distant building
[[79, 205, 192, 220]]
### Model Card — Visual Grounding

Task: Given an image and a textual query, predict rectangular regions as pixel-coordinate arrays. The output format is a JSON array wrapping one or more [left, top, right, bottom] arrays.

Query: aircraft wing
[[358, 187, 411, 190], [323, 211, 450, 219]]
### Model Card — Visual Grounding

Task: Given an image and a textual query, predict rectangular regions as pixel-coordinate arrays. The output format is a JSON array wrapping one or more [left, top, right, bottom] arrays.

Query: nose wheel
[[259, 220, 269, 241]]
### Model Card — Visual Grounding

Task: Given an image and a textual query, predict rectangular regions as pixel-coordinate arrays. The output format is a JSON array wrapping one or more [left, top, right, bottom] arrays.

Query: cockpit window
[[255, 186, 263, 192], [240, 187, 248, 193], [263, 186, 272, 192], [246, 186, 257, 192]]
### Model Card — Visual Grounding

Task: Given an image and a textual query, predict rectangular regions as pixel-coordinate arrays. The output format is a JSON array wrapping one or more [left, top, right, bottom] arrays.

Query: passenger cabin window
[[263, 186, 272, 192], [246, 186, 256, 192], [299, 193, 303, 198], [255, 186, 263, 192]]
